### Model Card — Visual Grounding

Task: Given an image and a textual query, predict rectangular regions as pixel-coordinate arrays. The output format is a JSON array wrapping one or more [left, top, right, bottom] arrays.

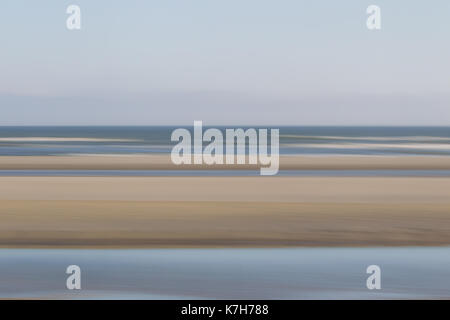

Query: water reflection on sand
[[1, 247, 449, 299]]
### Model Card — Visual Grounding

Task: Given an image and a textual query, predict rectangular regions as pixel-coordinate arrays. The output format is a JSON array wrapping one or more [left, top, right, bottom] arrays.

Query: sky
[[1, 0, 450, 125]]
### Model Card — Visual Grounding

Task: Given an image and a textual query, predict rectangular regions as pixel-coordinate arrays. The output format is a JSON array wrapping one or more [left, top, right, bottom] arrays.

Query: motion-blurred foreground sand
[[0, 155, 450, 248]]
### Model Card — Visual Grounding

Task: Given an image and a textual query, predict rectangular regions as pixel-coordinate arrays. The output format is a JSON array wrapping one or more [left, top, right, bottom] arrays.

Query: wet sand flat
[[2, 248, 450, 299], [1, 155, 450, 170]]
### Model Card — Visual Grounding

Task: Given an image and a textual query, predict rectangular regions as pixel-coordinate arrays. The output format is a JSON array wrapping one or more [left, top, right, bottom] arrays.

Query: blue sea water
[[0, 126, 449, 156]]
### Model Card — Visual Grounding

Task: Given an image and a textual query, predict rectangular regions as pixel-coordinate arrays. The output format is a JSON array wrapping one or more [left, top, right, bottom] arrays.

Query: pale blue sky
[[1, 0, 449, 125]]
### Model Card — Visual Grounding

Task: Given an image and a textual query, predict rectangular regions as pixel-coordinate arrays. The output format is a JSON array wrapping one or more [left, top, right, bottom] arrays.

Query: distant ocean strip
[[0, 126, 449, 156]]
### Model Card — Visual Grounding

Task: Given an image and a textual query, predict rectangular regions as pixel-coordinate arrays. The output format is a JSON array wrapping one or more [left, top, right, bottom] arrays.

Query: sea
[[0, 126, 449, 157]]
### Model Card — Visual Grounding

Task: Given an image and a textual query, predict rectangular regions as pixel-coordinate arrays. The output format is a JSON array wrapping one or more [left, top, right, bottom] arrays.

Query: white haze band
[[171, 121, 279, 176]]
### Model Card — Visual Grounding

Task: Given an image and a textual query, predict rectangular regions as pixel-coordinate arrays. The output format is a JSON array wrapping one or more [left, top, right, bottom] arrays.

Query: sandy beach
[[1, 200, 450, 247], [0, 172, 449, 248], [1, 154, 449, 248]]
